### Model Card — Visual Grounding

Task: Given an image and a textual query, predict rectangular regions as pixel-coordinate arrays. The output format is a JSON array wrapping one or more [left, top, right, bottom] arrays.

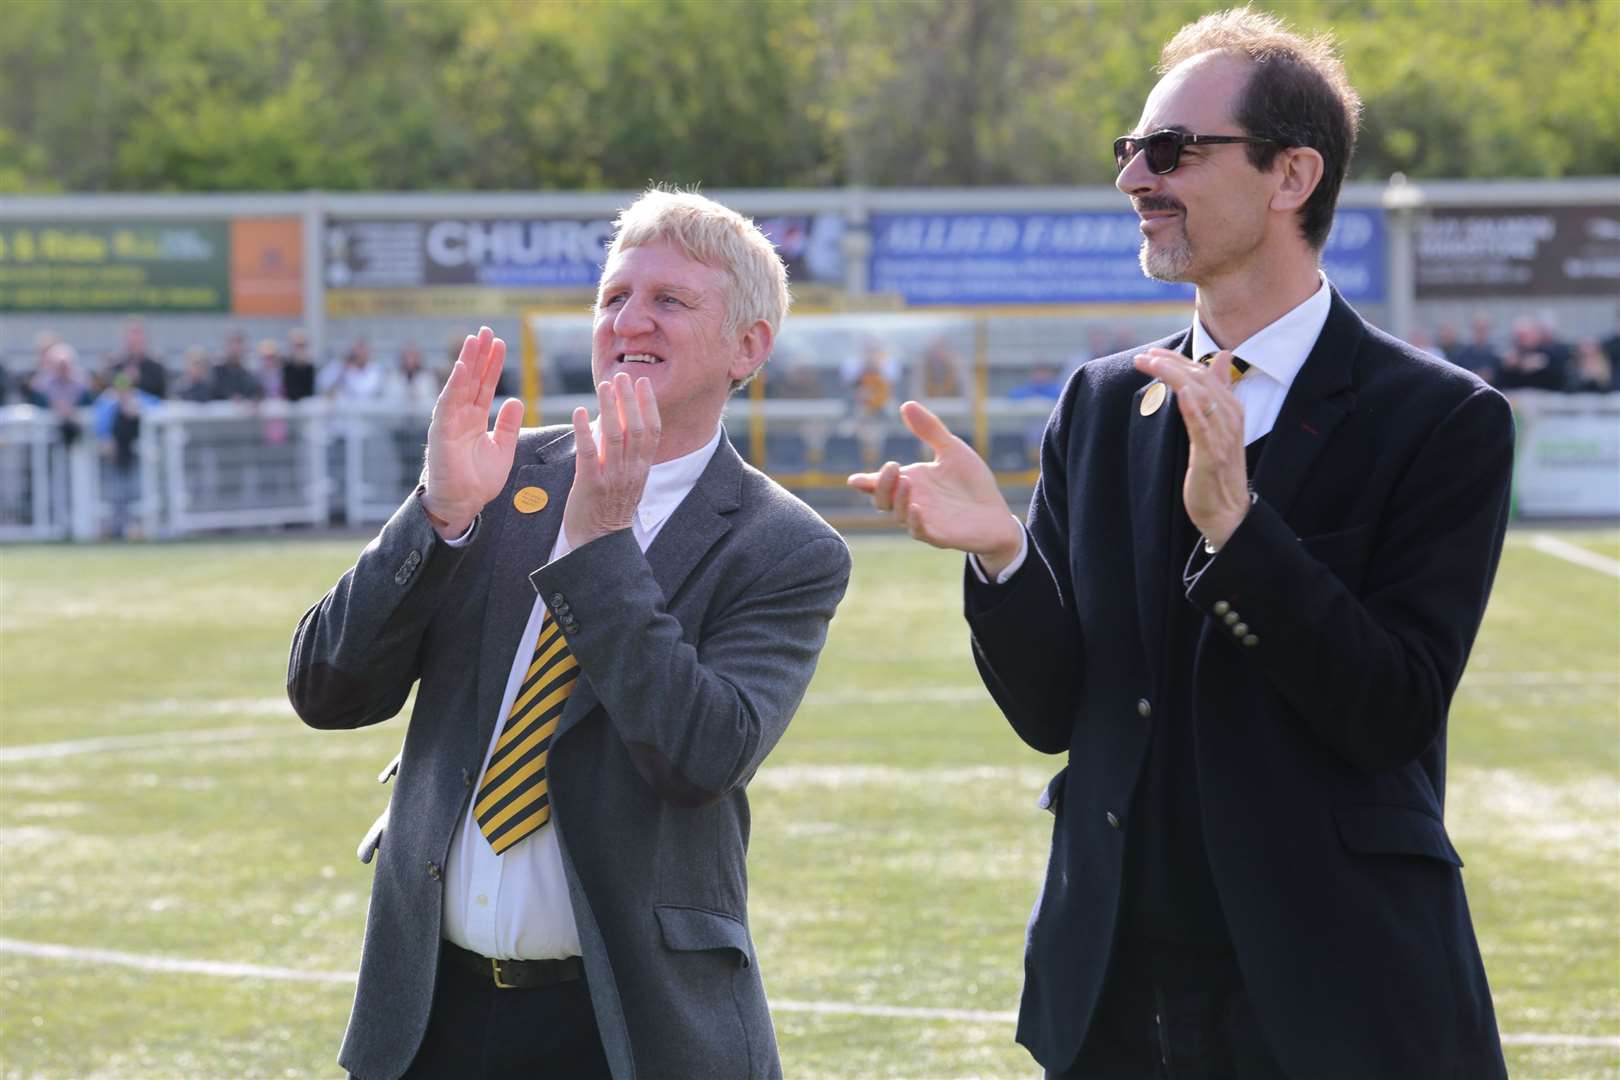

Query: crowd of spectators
[[2, 318, 453, 537], [1410, 310, 1620, 395]]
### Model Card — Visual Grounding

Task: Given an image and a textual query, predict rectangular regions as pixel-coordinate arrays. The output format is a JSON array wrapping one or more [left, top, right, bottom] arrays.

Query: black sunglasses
[[1114, 129, 1281, 175]]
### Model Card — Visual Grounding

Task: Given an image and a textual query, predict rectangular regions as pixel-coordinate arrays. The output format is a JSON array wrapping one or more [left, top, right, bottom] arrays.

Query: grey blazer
[[287, 427, 851, 1080]]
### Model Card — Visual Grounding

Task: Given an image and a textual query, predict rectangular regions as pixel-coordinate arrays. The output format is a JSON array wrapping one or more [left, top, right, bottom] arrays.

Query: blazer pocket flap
[[655, 905, 752, 966], [1335, 804, 1462, 867], [357, 804, 389, 865], [1037, 765, 1069, 814]]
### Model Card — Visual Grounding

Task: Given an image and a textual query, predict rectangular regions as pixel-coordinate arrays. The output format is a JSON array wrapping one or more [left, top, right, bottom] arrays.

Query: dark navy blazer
[[966, 290, 1512, 1079]]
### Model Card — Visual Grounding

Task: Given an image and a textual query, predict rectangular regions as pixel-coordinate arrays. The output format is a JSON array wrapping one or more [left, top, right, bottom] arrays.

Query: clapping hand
[[847, 400, 1024, 576], [421, 327, 525, 539], [1132, 347, 1250, 549], [562, 372, 662, 549]]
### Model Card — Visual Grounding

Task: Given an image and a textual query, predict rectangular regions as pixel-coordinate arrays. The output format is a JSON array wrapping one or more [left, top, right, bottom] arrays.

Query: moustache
[[1133, 196, 1185, 215]]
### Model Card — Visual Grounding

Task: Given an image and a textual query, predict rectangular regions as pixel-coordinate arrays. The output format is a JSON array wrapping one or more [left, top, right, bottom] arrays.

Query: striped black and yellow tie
[[476, 615, 578, 855], [1197, 351, 1252, 384]]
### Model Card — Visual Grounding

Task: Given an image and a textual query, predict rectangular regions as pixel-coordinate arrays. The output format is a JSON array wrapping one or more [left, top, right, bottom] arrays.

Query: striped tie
[[476, 615, 578, 855], [1198, 351, 1251, 384]]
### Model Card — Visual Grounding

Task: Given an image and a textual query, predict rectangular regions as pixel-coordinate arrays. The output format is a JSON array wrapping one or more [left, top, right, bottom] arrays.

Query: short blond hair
[[602, 188, 791, 390]]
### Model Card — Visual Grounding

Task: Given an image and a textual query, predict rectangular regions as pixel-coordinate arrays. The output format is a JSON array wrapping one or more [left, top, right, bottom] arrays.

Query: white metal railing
[[2, 389, 1615, 542]]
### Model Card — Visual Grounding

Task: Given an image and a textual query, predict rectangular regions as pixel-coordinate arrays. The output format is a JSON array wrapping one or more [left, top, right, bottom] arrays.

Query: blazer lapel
[[552, 432, 744, 739], [1127, 330, 1193, 674], [1250, 287, 1360, 518], [474, 432, 577, 753]]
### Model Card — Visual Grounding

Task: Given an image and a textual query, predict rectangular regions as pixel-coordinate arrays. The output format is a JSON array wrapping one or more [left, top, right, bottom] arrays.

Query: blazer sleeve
[[286, 492, 474, 730], [963, 380, 1087, 755], [528, 527, 851, 808], [1185, 384, 1515, 772]]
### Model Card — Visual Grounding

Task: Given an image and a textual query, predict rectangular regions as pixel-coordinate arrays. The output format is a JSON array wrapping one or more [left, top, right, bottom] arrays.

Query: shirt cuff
[[442, 516, 478, 547], [969, 524, 1028, 586]]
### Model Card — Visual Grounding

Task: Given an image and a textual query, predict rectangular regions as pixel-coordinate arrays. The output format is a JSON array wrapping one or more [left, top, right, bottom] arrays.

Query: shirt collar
[[1191, 273, 1331, 389], [591, 422, 722, 534]]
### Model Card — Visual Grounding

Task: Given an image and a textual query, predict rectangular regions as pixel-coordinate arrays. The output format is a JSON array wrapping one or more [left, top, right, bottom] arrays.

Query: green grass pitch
[[1, 529, 1616, 1078]]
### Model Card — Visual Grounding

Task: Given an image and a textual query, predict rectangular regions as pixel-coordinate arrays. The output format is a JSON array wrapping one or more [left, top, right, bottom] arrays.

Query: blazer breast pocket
[[1335, 803, 1462, 867]]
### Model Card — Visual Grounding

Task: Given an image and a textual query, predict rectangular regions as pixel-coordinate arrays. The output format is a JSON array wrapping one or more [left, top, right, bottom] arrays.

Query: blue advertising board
[[869, 208, 1384, 306]]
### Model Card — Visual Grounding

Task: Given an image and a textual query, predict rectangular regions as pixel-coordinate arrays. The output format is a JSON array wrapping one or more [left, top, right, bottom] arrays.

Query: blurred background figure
[[256, 338, 288, 401], [913, 337, 965, 400], [172, 346, 215, 402], [26, 342, 95, 445], [1569, 338, 1615, 394], [104, 316, 168, 399], [93, 372, 159, 538], [381, 342, 440, 408], [842, 337, 898, 418], [764, 354, 825, 399], [211, 330, 265, 402], [1499, 315, 1570, 392], [282, 329, 318, 402], [1447, 313, 1502, 386], [326, 338, 384, 402]]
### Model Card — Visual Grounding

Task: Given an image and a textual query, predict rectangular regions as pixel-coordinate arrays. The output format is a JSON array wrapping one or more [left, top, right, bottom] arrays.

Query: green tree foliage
[[1, 0, 1613, 194]]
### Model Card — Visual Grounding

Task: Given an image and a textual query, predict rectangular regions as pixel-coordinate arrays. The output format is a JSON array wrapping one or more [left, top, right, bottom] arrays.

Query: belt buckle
[[491, 957, 517, 990]]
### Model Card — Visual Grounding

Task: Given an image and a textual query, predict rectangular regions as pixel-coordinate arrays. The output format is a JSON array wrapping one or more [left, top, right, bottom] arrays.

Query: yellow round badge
[[1139, 382, 1167, 417], [513, 486, 549, 514]]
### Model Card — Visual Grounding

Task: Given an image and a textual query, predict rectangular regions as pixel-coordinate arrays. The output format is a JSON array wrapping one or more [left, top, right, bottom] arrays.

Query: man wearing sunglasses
[[851, 7, 1511, 1079]]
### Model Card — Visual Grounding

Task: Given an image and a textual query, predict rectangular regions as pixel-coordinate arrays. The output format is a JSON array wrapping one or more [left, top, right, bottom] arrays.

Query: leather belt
[[442, 940, 584, 990]]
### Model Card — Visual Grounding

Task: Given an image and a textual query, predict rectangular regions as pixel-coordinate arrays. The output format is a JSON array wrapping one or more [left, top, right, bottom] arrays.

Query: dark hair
[[1160, 7, 1362, 250]]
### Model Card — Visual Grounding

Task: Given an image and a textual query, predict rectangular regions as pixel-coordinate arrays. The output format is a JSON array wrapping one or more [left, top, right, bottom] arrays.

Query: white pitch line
[[0, 938, 353, 984], [772, 999, 1017, 1024], [1528, 533, 1620, 579], [0, 724, 298, 763], [0, 938, 1615, 1048]]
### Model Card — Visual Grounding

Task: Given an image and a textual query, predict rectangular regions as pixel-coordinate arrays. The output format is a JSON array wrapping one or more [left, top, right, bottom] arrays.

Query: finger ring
[[1201, 401, 1217, 418]]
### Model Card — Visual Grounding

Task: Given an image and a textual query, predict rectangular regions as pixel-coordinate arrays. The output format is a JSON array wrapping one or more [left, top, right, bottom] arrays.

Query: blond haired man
[[854, 9, 1510, 1078], [291, 189, 850, 1079]]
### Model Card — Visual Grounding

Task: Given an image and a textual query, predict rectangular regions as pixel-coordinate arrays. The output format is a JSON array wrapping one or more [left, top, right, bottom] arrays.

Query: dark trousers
[[1048, 944, 1289, 1080], [394, 943, 612, 1079]]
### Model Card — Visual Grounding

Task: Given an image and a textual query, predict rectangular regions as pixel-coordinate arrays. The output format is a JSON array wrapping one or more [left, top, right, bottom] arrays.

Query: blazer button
[[1213, 600, 1230, 616], [427, 861, 442, 880], [1223, 611, 1239, 625], [1232, 622, 1249, 637], [550, 593, 566, 608], [1136, 698, 1151, 718], [1106, 811, 1121, 829], [1243, 634, 1260, 647]]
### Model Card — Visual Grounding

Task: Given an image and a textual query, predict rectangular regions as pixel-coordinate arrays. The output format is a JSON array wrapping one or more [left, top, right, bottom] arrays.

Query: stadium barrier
[[0, 383, 1614, 543]]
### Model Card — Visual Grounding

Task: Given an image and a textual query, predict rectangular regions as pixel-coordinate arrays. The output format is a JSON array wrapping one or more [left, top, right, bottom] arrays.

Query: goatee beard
[[1140, 234, 1192, 282]]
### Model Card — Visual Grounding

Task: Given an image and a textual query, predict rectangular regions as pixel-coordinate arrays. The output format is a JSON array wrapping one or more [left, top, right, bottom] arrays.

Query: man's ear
[[730, 319, 774, 385], [1270, 146, 1325, 214]]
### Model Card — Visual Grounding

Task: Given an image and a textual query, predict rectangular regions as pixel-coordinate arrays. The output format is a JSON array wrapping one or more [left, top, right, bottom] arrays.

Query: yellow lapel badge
[[1139, 381, 1167, 417], [513, 486, 550, 514]]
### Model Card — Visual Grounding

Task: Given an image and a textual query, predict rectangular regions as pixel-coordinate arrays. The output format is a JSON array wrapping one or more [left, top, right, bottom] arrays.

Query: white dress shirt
[[442, 423, 723, 960], [977, 274, 1331, 583]]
